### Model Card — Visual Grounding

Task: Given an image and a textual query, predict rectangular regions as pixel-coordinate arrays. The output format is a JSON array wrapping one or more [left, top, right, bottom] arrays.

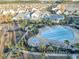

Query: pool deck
[[71, 27, 79, 44]]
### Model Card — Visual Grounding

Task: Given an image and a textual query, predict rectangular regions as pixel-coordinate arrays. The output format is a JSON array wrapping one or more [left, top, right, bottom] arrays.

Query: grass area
[[0, 1, 79, 4]]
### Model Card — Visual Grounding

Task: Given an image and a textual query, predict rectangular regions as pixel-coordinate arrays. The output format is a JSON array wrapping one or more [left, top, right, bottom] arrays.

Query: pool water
[[40, 25, 74, 42]]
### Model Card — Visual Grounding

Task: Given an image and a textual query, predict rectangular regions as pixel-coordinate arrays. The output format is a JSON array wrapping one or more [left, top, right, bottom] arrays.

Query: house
[[31, 8, 42, 20], [51, 3, 65, 14], [12, 10, 32, 21]]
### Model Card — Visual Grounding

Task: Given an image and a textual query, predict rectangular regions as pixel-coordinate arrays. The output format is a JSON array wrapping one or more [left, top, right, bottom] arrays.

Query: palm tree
[[64, 40, 70, 49]]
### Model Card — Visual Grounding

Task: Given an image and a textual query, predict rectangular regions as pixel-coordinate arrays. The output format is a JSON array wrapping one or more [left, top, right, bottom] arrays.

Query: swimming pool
[[42, 14, 64, 20], [28, 25, 74, 47]]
